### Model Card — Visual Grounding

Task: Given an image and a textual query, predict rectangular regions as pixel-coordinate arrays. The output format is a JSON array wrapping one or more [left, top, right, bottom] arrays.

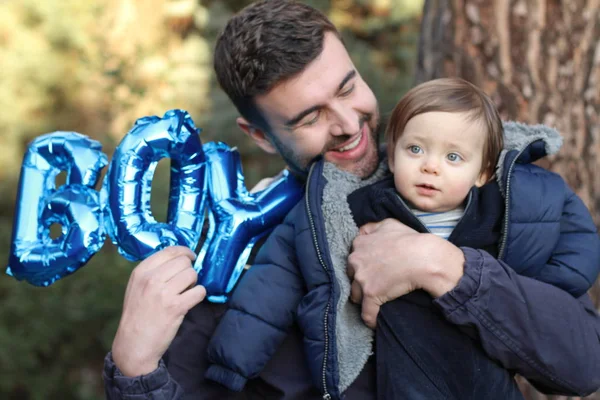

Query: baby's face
[[389, 111, 488, 212]]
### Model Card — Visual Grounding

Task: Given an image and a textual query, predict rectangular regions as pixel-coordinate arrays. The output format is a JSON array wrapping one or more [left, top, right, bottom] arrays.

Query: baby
[[346, 77, 600, 397]]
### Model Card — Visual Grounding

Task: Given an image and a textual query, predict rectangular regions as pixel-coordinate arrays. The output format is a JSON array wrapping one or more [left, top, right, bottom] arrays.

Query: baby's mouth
[[416, 183, 439, 191]]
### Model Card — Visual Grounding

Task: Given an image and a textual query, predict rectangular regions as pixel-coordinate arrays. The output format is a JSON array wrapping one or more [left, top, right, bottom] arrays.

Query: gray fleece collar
[[321, 161, 388, 392]]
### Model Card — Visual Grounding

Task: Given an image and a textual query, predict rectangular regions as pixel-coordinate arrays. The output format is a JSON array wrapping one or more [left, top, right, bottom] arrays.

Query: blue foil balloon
[[6, 132, 108, 286], [103, 109, 207, 261], [196, 142, 303, 303]]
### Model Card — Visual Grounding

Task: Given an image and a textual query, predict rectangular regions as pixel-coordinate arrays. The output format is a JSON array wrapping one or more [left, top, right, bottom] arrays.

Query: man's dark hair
[[214, 0, 340, 130]]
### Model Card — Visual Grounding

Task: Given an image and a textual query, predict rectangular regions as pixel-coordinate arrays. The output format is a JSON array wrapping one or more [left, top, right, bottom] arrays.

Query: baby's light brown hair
[[386, 78, 504, 181]]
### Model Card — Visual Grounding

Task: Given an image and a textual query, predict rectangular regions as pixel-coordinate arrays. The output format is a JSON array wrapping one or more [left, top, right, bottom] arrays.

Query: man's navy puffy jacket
[[205, 122, 600, 399]]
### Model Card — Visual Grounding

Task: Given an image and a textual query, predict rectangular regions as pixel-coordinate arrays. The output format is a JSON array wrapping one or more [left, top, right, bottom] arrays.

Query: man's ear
[[236, 117, 277, 154]]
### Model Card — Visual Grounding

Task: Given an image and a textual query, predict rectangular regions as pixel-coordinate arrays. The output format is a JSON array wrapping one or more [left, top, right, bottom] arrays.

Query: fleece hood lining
[[496, 121, 562, 192]]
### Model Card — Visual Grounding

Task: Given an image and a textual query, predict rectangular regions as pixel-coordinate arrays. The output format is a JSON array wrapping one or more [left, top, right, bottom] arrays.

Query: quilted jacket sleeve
[[434, 247, 600, 397], [103, 352, 185, 400], [533, 181, 600, 296], [204, 209, 306, 391]]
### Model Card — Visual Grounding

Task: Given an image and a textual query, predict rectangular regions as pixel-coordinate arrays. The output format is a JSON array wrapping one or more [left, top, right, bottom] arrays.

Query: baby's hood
[[495, 121, 563, 186]]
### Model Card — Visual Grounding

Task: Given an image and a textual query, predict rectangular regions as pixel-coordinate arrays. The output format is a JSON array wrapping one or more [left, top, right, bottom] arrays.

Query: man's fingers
[[350, 280, 363, 304], [361, 298, 380, 329], [249, 177, 275, 194], [136, 246, 196, 274], [153, 255, 195, 283], [359, 219, 418, 236], [180, 285, 207, 311], [166, 266, 199, 294], [346, 259, 356, 280], [359, 221, 382, 236]]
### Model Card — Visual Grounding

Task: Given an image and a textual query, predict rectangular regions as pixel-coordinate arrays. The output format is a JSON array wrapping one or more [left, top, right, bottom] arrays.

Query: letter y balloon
[[6, 110, 303, 302], [196, 142, 303, 302]]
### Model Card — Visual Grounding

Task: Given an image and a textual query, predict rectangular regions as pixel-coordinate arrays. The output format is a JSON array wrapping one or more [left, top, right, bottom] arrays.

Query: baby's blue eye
[[447, 153, 462, 162], [409, 145, 422, 154]]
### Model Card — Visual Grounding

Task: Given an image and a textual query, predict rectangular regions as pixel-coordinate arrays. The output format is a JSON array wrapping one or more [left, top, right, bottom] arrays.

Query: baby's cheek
[[394, 173, 411, 196], [448, 181, 472, 202]]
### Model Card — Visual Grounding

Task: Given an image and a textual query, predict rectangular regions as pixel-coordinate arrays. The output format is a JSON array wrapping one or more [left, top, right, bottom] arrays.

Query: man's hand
[[249, 169, 287, 194], [347, 219, 465, 328], [111, 246, 207, 377]]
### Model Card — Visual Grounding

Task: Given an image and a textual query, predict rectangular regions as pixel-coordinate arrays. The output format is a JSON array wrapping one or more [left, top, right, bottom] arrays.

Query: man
[[103, 1, 600, 399]]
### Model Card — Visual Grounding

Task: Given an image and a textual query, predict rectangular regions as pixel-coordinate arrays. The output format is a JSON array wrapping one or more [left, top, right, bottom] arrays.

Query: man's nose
[[330, 103, 360, 136], [421, 158, 440, 175]]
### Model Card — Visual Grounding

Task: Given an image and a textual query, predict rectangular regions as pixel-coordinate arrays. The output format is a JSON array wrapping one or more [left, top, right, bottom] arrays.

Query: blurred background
[[0, 0, 597, 399]]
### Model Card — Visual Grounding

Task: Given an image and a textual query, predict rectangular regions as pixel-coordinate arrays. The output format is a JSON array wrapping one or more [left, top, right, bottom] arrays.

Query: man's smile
[[325, 124, 369, 161], [335, 131, 363, 152]]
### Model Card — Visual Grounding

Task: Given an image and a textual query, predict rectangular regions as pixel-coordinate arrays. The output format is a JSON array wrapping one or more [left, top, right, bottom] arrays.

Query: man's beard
[[270, 113, 381, 181]]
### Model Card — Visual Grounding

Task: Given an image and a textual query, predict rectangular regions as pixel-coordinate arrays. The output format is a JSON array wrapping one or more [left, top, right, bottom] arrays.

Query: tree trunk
[[416, 0, 600, 399]]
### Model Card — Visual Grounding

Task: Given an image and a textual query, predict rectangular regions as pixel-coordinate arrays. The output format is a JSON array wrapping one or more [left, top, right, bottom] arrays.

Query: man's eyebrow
[[285, 105, 322, 128], [337, 70, 356, 92], [284, 70, 357, 128]]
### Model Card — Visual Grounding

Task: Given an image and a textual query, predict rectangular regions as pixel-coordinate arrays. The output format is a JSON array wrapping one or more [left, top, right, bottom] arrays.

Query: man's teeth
[[338, 133, 362, 152]]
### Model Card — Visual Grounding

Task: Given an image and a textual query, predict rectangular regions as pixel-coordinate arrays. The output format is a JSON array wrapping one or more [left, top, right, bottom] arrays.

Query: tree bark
[[416, 1, 600, 399]]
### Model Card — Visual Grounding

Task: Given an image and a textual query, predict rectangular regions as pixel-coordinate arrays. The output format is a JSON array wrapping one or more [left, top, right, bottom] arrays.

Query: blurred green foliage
[[0, 0, 422, 398]]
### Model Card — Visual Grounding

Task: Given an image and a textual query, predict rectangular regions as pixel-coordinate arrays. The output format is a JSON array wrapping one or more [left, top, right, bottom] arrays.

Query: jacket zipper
[[498, 143, 536, 260], [305, 163, 332, 400]]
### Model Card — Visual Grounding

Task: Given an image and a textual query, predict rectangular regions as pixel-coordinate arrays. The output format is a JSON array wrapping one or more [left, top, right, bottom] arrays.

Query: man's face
[[390, 111, 488, 212], [248, 32, 380, 178]]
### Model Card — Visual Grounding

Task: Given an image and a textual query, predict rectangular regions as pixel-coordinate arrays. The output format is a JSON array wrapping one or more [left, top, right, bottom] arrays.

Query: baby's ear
[[475, 170, 490, 187], [387, 154, 395, 172]]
